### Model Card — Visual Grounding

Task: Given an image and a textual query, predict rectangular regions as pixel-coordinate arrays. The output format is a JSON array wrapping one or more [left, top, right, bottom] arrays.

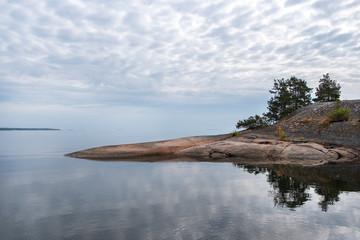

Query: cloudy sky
[[1, 0, 359, 136]]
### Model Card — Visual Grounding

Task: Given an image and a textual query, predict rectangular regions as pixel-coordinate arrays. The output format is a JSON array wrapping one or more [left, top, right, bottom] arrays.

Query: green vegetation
[[236, 115, 269, 130], [275, 127, 286, 140], [236, 73, 343, 130], [328, 100, 350, 122], [265, 76, 312, 123], [313, 73, 341, 102], [230, 131, 239, 137]]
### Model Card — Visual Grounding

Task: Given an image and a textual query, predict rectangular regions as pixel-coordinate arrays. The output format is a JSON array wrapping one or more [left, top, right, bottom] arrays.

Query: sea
[[0, 130, 359, 240]]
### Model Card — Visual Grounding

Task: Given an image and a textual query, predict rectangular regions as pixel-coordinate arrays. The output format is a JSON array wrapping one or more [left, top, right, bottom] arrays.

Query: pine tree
[[287, 76, 312, 110], [266, 76, 312, 122], [313, 73, 341, 102], [236, 114, 268, 130]]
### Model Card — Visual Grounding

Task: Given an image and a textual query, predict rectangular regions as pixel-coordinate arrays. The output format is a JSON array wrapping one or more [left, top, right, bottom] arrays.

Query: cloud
[[0, 0, 359, 129], [286, 0, 310, 6]]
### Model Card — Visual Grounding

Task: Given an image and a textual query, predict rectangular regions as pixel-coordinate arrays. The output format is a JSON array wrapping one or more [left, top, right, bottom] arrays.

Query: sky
[[1, 0, 360, 137]]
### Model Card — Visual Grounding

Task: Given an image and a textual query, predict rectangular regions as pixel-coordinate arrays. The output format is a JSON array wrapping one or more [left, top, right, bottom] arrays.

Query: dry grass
[[299, 117, 314, 123]]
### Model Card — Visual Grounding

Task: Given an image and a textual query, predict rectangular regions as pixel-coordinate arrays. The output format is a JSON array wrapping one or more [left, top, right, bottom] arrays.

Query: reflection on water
[[268, 170, 310, 210], [1, 131, 360, 239], [236, 164, 360, 212]]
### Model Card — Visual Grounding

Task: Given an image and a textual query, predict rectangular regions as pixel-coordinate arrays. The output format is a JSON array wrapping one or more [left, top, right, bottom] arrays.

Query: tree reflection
[[234, 163, 360, 212], [238, 165, 267, 175], [315, 186, 340, 212], [267, 171, 310, 210]]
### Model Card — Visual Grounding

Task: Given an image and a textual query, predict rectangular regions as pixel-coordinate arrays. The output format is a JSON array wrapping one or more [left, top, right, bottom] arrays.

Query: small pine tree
[[313, 73, 341, 102]]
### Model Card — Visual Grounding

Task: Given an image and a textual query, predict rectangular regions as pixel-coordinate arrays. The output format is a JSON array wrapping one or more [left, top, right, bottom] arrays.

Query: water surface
[[0, 131, 359, 239]]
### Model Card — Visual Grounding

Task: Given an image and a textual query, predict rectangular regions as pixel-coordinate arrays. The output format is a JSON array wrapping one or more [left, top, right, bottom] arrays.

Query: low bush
[[236, 115, 269, 130], [275, 127, 286, 140], [230, 131, 239, 137], [328, 100, 350, 122]]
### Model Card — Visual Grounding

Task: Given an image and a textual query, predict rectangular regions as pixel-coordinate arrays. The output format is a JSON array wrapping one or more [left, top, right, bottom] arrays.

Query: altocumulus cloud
[[0, 0, 359, 131]]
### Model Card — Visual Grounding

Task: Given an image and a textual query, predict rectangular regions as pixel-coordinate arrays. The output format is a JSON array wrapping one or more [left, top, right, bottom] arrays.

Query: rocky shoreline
[[66, 100, 360, 167], [65, 133, 359, 166]]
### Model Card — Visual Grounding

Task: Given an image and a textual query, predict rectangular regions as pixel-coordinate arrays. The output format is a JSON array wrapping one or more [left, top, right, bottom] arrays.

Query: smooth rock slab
[[178, 138, 343, 165], [66, 135, 359, 166]]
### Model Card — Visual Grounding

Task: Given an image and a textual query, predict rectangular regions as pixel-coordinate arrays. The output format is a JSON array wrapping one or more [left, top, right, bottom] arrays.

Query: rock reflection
[[234, 163, 360, 212]]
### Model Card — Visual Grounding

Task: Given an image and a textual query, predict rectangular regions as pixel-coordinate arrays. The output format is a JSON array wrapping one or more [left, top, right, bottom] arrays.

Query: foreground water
[[0, 131, 359, 239]]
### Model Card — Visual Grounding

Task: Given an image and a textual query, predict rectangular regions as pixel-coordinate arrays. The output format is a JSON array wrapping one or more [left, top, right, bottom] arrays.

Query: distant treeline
[[0, 128, 60, 131]]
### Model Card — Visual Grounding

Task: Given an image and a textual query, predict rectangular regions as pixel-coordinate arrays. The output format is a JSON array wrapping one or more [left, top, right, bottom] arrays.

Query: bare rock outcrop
[[250, 99, 360, 148], [66, 100, 360, 166], [177, 136, 358, 166], [66, 135, 359, 166], [65, 135, 227, 160]]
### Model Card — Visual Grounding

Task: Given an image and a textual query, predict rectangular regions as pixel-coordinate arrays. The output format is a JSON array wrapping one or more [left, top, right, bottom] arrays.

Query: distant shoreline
[[0, 128, 60, 131]]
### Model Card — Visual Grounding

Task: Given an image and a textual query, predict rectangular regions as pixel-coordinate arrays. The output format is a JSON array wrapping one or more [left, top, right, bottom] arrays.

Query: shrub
[[230, 131, 239, 137], [321, 119, 330, 126], [328, 100, 350, 122], [236, 115, 269, 130], [275, 127, 286, 140]]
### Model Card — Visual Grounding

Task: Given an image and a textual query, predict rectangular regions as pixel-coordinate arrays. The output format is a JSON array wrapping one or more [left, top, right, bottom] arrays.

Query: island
[[66, 100, 360, 167], [0, 128, 60, 131]]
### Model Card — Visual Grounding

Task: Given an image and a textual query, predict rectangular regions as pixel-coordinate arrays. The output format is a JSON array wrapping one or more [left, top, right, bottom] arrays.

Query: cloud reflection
[[1, 160, 360, 239]]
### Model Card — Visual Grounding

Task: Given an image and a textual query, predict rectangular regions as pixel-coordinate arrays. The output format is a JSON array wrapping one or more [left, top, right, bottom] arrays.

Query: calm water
[[0, 131, 359, 240]]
